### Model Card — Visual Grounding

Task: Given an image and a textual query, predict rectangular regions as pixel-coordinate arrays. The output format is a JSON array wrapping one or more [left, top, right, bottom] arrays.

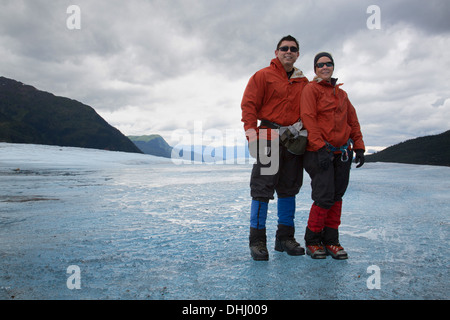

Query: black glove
[[317, 146, 332, 170], [354, 149, 365, 168]]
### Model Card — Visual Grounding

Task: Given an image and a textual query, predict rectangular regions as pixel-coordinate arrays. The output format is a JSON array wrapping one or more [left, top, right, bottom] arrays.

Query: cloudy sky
[[1, 0, 449, 150]]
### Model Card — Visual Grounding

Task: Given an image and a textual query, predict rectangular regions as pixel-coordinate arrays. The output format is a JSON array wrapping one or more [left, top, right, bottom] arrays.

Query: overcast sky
[[1, 0, 449, 150]]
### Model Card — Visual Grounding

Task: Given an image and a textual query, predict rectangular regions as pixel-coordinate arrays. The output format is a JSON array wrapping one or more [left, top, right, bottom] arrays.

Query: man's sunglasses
[[278, 46, 299, 53], [316, 62, 334, 68]]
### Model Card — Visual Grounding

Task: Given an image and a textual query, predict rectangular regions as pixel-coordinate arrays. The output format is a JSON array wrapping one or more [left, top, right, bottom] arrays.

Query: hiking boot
[[306, 244, 326, 259], [325, 244, 348, 260], [274, 238, 305, 256], [322, 227, 348, 259], [275, 224, 305, 256], [250, 241, 269, 261], [249, 227, 269, 261], [304, 227, 326, 259]]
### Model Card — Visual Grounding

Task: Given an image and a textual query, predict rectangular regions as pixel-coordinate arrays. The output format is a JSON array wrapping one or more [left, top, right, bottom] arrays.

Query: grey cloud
[[382, 0, 450, 34], [432, 98, 447, 107], [1, 0, 450, 148]]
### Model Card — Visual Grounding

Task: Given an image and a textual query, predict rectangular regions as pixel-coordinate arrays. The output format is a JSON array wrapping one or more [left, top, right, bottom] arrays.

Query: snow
[[0, 142, 449, 300]]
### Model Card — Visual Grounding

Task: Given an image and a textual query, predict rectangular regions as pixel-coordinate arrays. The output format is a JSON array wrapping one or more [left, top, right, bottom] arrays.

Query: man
[[241, 35, 309, 261]]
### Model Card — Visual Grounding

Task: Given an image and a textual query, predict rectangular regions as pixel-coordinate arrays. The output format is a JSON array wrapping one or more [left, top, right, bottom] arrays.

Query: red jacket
[[300, 77, 365, 152], [241, 58, 309, 141]]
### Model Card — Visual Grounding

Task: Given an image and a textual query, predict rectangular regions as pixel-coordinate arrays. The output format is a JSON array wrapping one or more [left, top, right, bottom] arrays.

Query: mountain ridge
[[365, 130, 450, 167], [0, 76, 142, 154], [128, 134, 173, 158]]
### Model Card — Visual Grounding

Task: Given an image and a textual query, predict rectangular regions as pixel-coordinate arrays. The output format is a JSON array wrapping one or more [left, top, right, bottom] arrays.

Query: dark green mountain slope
[[128, 135, 173, 158], [0, 76, 142, 153], [365, 130, 450, 167]]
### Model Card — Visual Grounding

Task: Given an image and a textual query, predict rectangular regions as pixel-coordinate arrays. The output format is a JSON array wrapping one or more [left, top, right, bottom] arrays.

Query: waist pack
[[261, 119, 308, 155]]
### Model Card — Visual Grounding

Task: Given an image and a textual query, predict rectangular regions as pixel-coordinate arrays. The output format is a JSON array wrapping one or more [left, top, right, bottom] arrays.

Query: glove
[[354, 149, 365, 168], [317, 146, 332, 170]]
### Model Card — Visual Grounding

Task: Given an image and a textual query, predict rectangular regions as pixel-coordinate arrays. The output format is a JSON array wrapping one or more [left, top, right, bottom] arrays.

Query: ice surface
[[0, 142, 449, 300]]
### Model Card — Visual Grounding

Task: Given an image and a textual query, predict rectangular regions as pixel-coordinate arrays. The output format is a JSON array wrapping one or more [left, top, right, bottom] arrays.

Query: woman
[[300, 52, 365, 259]]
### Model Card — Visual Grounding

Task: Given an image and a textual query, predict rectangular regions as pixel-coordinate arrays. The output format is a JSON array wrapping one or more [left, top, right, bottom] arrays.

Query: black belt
[[260, 119, 281, 129]]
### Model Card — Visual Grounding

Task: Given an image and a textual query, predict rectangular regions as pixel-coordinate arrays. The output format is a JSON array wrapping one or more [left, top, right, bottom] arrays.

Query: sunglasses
[[316, 62, 334, 68], [278, 46, 299, 53]]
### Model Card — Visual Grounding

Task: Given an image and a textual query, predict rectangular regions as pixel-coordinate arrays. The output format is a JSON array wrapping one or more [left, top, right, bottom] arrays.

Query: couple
[[241, 35, 365, 261]]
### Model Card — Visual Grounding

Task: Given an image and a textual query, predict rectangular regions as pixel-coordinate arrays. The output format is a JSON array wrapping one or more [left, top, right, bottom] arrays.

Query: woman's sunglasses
[[316, 62, 334, 68]]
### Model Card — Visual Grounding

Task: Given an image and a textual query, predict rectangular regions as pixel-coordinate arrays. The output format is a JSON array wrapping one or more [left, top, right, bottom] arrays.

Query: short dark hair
[[276, 35, 299, 51]]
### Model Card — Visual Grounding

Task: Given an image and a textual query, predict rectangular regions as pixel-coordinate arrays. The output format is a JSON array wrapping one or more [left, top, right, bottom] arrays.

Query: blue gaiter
[[277, 196, 295, 227], [250, 200, 268, 229]]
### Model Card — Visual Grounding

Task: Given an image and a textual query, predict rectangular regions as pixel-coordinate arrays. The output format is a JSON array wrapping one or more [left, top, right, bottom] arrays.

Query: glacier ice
[[0, 143, 449, 300]]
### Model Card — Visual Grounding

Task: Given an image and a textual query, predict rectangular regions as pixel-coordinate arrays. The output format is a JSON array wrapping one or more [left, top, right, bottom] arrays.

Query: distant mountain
[[171, 145, 250, 162], [129, 134, 251, 162], [128, 135, 172, 158], [128, 135, 212, 161], [0, 76, 142, 154], [365, 130, 450, 167]]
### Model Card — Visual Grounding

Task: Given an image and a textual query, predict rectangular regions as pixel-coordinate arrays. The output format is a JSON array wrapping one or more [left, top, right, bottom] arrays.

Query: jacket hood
[[313, 76, 340, 87], [291, 68, 306, 79]]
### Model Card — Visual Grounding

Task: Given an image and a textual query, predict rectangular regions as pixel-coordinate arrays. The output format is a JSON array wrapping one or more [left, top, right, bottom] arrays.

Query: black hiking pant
[[303, 149, 353, 209], [250, 139, 303, 201]]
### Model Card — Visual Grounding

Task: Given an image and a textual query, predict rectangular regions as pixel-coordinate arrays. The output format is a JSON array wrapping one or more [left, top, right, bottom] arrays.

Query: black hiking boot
[[274, 225, 305, 256], [249, 227, 269, 261]]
